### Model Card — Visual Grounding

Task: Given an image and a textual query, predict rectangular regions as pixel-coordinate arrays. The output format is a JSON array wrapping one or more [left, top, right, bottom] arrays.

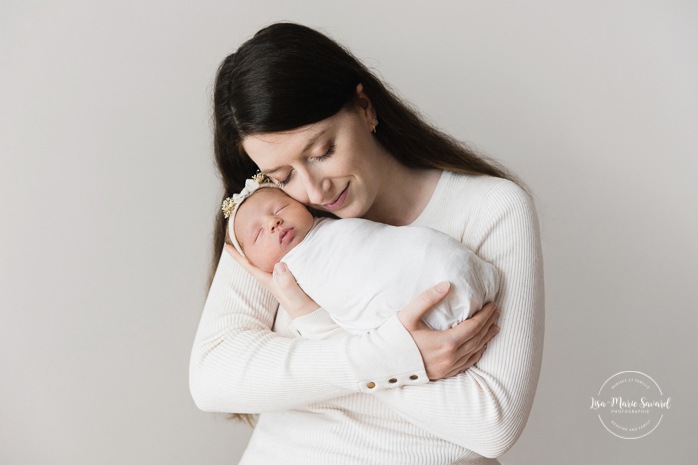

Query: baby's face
[[233, 188, 314, 272]]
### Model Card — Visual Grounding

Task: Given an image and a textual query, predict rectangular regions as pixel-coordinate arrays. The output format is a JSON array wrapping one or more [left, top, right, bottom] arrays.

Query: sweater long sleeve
[[374, 177, 545, 458], [189, 247, 429, 414]]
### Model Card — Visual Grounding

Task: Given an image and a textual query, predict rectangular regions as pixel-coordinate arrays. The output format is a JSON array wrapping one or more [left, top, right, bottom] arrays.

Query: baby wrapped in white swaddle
[[283, 217, 498, 334], [223, 176, 499, 334]]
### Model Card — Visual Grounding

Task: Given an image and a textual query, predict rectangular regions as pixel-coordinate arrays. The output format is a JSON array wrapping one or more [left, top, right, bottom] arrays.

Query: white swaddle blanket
[[282, 218, 499, 335]]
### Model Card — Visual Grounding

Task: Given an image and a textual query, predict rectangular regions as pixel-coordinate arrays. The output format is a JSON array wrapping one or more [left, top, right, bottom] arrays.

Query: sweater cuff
[[349, 314, 428, 393], [293, 308, 342, 340]]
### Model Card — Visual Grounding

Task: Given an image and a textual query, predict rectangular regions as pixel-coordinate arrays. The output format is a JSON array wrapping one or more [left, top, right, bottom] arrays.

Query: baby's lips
[[279, 227, 296, 245]]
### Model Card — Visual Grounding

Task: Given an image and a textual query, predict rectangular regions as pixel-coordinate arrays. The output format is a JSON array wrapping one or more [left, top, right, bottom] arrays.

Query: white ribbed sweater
[[189, 171, 545, 465]]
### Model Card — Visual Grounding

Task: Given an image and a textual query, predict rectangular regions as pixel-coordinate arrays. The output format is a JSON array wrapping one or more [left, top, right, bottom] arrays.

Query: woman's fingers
[[455, 322, 499, 364], [447, 319, 498, 377], [442, 305, 500, 376], [438, 323, 497, 379], [224, 244, 272, 285], [451, 302, 499, 351], [445, 345, 487, 378], [224, 244, 319, 317], [454, 311, 500, 358], [396, 286, 504, 380], [397, 281, 451, 330], [224, 244, 251, 270]]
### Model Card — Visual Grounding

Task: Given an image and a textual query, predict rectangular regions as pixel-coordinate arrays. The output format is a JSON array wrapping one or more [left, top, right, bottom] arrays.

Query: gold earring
[[371, 119, 378, 134]]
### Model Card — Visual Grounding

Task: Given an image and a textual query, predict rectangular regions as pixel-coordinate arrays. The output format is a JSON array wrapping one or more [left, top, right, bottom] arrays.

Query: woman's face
[[241, 93, 383, 219]]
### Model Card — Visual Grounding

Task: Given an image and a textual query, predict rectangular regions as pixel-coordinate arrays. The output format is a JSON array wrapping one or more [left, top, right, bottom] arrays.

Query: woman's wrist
[[350, 315, 428, 393], [292, 307, 341, 340], [286, 301, 321, 319]]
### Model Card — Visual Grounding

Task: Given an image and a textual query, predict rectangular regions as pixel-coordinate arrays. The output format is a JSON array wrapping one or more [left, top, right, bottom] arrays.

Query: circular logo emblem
[[590, 371, 671, 439]]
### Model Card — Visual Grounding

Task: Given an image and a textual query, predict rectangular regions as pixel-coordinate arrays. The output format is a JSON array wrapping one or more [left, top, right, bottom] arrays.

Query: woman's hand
[[397, 281, 500, 380], [225, 244, 320, 318]]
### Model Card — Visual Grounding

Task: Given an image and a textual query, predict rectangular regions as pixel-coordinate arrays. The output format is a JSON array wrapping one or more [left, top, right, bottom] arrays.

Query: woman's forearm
[[188, 251, 427, 413], [297, 292, 542, 458], [374, 284, 543, 457]]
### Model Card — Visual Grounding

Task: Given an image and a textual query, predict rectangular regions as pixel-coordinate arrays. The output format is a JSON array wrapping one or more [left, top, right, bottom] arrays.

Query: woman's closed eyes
[[275, 143, 336, 187], [313, 143, 336, 162]]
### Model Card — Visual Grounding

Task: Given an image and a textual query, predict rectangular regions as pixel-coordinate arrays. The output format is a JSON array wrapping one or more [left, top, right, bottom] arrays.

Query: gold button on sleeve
[[409, 374, 419, 380], [389, 378, 397, 383], [366, 382, 376, 389]]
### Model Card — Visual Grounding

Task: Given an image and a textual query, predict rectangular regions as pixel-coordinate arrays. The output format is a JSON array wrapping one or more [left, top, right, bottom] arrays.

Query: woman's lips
[[323, 184, 349, 211]]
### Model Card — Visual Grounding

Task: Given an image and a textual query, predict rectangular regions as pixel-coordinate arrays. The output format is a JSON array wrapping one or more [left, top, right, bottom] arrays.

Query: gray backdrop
[[2, 1, 696, 464]]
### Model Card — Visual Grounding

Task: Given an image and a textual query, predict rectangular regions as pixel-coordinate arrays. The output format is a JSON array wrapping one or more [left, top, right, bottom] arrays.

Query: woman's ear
[[355, 83, 376, 127]]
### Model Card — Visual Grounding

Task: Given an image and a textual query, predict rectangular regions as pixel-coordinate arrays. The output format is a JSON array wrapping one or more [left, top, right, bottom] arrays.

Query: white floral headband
[[222, 172, 280, 256]]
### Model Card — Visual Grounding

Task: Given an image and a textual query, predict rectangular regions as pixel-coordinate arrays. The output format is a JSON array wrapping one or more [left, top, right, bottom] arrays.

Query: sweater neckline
[[408, 169, 448, 226]]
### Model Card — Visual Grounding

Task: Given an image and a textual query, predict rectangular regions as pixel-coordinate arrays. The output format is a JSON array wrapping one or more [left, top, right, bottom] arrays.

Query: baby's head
[[224, 180, 314, 273]]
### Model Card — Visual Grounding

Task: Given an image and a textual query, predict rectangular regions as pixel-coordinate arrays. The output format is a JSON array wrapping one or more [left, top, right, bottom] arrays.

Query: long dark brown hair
[[209, 22, 519, 422]]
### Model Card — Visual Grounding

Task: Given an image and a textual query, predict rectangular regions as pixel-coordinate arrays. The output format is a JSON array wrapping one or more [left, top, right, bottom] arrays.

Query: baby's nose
[[268, 216, 282, 232]]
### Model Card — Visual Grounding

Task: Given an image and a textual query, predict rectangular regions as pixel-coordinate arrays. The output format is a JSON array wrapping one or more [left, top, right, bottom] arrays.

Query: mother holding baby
[[189, 22, 544, 465]]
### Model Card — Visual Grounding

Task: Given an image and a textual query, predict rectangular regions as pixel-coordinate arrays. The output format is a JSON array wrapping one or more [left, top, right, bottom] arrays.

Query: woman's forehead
[[242, 111, 345, 169], [244, 128, 320, 164]]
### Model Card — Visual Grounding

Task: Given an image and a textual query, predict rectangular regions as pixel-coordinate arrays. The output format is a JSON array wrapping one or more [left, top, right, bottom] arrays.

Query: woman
[[190, 22, 544, 464]]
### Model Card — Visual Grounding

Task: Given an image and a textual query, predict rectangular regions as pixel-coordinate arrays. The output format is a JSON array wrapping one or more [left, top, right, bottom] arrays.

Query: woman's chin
[[330, 202, 366, 220]]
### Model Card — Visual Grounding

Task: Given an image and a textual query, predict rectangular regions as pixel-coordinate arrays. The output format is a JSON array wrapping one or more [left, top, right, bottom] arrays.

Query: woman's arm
[[373, 180, 544, 458], [188, 251, 429, 413], [231, 178, 541, 455]]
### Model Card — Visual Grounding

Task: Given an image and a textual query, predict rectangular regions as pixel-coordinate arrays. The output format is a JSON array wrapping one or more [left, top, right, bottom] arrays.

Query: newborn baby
[[223, 176, 499, 334]]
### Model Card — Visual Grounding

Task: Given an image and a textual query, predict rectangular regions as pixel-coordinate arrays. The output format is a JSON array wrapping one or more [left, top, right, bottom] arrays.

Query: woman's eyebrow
[[260, 128, 327, 175]]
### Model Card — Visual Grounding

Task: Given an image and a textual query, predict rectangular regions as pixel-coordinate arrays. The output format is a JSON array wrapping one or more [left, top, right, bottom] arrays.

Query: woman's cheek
[[283, 185, 309, 206]]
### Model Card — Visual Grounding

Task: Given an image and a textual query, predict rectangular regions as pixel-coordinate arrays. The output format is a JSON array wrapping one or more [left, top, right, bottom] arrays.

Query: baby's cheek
[[260, 246, 287, 273], [271, 249, 287, 270], [244, 244, 272, 273], [256, 252, 278, 273]]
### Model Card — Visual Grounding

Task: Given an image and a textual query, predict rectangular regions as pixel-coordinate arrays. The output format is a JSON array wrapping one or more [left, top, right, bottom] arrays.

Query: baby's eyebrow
[[259, 129, 327, 176]]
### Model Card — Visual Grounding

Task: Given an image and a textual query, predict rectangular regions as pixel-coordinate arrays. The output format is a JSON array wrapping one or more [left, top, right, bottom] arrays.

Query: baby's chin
[[258, 262, 276, 273]]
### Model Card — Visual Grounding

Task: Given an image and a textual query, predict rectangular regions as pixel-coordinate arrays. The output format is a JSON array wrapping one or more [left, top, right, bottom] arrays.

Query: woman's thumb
[[398, 281, 450, 329], [272, 262, 319, 315], [272, 262, 295, 289]]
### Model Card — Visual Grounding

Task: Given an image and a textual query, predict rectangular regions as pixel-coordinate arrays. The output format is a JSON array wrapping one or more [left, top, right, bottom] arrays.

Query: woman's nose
[[303, 174, 331, 205], [285, 168, 330, 206]]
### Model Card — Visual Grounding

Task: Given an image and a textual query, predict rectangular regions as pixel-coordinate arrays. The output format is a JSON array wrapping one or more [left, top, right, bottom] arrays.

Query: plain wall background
[[1, 1, 696, 463]]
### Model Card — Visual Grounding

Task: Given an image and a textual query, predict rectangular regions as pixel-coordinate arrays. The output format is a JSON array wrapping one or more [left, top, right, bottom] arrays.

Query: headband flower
[[222, 173, 277, 218]]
